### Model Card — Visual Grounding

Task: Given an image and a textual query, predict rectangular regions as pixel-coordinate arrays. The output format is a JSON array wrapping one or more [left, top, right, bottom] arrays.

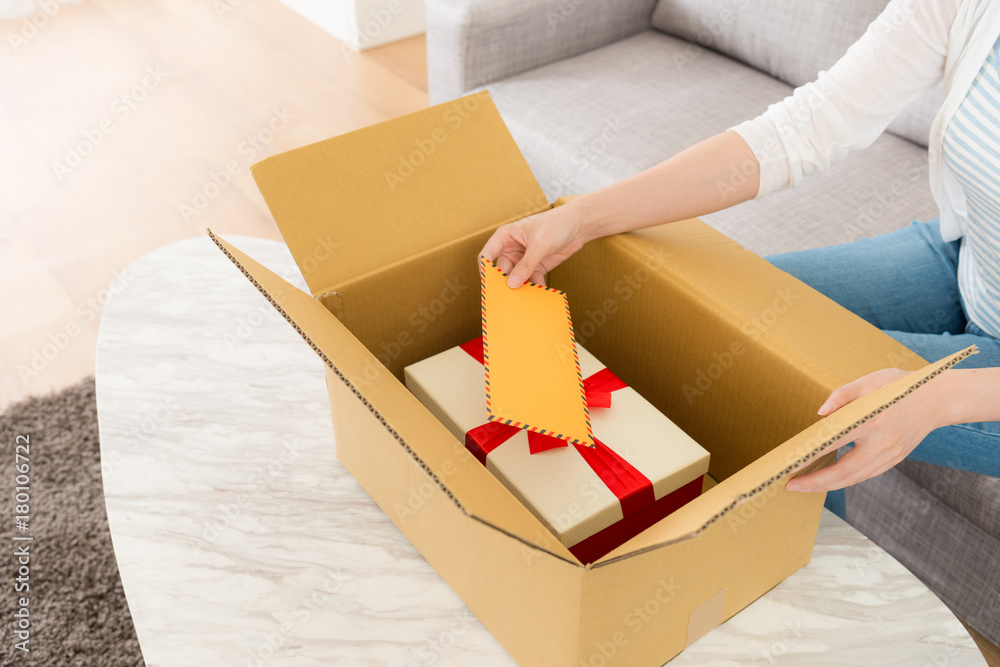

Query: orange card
[[480, 257, 593, 446]]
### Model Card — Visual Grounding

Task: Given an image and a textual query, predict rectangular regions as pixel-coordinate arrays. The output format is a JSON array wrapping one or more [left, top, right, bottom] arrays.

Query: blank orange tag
[[480, 257, 593, 446]]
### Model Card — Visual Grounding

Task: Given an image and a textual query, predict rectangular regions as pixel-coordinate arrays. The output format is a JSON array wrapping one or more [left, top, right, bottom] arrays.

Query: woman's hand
[[479, 205, 595, 289], [786, 368, 951, 493]]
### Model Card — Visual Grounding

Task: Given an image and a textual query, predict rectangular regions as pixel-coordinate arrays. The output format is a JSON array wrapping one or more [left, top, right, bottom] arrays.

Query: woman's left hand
[[786, 368, 948, 493]]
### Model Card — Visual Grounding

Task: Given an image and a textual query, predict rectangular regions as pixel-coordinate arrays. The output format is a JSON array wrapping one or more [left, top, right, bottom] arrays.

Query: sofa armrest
[[427, 0, 657, 104]]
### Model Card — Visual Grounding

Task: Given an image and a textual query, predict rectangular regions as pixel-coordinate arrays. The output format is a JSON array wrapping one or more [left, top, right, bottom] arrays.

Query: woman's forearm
[[564, 130, 761, 243], [938, 367, 1000, 426]]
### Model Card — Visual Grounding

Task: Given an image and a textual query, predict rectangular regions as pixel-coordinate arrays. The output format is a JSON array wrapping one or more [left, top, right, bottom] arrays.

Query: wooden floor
[[0, 0, 427, 411], [967, 622, 1000, 667]]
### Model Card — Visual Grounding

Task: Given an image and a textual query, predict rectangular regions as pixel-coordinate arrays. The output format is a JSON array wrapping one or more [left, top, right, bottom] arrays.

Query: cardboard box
[[404, 336, 710, 563], [207, 91, 972, 666]]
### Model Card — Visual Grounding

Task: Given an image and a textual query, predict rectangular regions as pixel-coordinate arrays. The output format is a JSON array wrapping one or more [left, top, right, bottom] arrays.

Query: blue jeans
[[765, 220, 1000, 518]]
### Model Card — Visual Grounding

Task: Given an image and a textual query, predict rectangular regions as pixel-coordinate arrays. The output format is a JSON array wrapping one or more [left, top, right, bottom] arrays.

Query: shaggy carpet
[[0, 377, 143, 667]]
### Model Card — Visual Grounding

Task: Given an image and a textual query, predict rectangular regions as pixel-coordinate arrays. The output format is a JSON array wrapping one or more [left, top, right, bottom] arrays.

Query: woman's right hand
[[479, 205, 596, 289]]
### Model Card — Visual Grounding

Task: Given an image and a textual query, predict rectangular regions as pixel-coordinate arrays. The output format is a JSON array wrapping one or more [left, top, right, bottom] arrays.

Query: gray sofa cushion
[[648, 0, 941, 147], [650, 0, 886, 88], [847, 462, 1000, 646], [897, 459, 1000, 539], [483, 30, 939, 255], [427, 0, 658, 104]]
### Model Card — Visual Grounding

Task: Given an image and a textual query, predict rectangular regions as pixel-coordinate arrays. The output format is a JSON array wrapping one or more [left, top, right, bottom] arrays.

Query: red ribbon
[[583, 367, 628, 409], [461, 337, 654, 518]]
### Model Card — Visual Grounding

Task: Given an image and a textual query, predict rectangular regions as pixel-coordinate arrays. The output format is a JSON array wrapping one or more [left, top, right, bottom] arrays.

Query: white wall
[[277, 0, 424, 51], [0, 0, 78, 20]]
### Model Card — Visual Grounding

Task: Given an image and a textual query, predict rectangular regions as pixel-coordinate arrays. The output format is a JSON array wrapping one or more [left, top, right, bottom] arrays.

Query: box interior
[[317, 218, 927, 486], [210, 216, 972, 571], [244, 90, 942, 564]]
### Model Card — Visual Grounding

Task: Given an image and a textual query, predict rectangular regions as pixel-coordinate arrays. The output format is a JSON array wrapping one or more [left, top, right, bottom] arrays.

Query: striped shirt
[[942, 35, 1000, 338]]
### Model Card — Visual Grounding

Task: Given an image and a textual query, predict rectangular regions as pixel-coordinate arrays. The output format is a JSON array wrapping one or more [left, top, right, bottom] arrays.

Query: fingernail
[[818, 400, 834, 415], [786, 481, 807, 492], [506, 277, 519, 289]]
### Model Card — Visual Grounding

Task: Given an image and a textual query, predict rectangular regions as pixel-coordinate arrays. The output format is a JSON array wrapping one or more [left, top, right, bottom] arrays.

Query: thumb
[[506, 242, 548, 289], [818, 374, 881, 416]]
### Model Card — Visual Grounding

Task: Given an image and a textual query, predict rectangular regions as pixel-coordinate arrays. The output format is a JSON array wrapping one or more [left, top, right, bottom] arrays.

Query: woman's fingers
[[818, 378, 869, 416], [529, 269, 547, 287], [817, 368, 906, 415], [507, 238, 552, 289], [788, 427, 857, 476], [479, 208, 586, 289], [793, 368, 919, 489], [479, 220, 542, 287], [786, 436, 894, 492], [479, 231, 505, 263], [496, 254, 517, 276]]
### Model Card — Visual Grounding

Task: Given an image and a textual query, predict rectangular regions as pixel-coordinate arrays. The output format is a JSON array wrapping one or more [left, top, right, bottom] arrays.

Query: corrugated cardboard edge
[[206, 229, 582, 568], [594, 344, 978, 567], [480, 257, 595, 447]]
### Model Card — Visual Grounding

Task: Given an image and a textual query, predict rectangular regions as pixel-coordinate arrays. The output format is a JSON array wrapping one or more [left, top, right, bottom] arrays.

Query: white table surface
[[95, 235, 987, 667]]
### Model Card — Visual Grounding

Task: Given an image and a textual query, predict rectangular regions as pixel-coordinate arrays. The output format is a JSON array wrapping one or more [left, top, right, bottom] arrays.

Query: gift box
[[405, 336, 710, 563]]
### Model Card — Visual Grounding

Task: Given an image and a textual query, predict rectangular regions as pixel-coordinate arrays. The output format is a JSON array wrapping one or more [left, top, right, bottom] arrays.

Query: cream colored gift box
[[404, 337, 710, 562]]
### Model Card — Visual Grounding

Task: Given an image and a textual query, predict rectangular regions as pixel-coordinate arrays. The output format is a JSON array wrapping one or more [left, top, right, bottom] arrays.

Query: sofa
[[426, 0, 1000, 646]]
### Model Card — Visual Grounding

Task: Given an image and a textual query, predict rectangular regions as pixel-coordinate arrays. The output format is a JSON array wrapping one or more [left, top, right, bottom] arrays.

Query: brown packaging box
[[208, 91, 970, 666]]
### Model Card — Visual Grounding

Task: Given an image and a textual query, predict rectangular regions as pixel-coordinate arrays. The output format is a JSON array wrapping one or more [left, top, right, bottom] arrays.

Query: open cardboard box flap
[[247, 91, 553, 381], [249, 90, 550, 298], [595, 343, 976, 563], [207, 230, 578, 561]]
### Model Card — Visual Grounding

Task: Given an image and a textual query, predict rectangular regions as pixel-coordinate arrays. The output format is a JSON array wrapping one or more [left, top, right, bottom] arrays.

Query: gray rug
[[0, 377, 144, 667]]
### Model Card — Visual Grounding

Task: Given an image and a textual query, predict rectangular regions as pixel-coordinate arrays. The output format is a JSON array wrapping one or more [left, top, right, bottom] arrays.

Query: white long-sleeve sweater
[[731, 0, 1000, 243]]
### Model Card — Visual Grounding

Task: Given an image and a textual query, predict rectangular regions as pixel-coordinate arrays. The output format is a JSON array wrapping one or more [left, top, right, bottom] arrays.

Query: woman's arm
[[786, 366, 1000, 493], [481, 0, 959, 287], [738, 0, 956, 196], [481, 130, 760, 287]]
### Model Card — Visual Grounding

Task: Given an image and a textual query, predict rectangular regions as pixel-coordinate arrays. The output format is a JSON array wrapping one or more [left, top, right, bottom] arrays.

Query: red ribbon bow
[[460, 337, 654, 517]]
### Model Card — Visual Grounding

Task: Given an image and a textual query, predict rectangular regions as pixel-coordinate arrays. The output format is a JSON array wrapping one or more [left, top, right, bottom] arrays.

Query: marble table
[[95, 235, 987, 667]]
